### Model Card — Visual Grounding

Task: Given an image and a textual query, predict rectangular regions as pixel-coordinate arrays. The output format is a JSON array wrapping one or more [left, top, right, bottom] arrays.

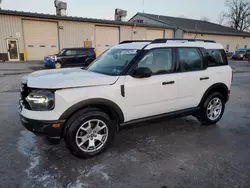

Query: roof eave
[[184, 29, 250, 37], [0, 10, 174, 29]]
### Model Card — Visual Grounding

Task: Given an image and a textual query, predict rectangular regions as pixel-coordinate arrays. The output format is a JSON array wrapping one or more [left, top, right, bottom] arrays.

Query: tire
[[64, 108, 115, 158], [196, 92, 225, 126], [55, 62, 62, 69]]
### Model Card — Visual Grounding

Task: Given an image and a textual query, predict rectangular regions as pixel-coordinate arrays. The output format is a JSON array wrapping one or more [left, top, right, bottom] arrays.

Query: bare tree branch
[[221, 0, 250, 31]]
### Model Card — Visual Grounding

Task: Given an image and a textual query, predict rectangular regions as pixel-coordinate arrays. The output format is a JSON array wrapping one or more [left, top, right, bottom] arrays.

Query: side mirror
[[133, 67, 152, 78]]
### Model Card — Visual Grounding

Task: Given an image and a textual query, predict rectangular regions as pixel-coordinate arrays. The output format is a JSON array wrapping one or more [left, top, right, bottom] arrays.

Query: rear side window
[[76, 49, 89, 55], [65, 50, 77, 56], [206, 49, 228, 66], [177, 48, 203, 72]]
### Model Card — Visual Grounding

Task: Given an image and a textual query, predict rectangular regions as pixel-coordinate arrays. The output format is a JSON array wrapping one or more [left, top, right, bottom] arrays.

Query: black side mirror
[[133, 67, 152, 78]]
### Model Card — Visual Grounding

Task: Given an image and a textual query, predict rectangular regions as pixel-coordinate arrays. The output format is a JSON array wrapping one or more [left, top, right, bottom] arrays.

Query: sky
[[1, 0, 226, 23]]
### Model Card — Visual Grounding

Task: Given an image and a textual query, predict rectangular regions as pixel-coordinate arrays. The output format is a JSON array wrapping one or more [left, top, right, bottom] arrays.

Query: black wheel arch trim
[[59, 98, 125, 123], [199, 83, 229, 106]]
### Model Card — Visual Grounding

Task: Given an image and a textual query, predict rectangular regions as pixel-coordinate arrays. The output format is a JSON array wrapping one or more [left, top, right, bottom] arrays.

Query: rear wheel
[[196, 92, 225, 125], [65, 108, 115, 158]]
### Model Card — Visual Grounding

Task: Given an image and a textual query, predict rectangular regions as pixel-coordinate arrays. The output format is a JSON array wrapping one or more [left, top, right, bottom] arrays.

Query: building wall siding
[[132, 27, 147, 40], [175, 29, 184, 38], [0, 15, 24, 53], [184, 33, 250, 52], [165, 29, 174, 38], [120, 26, 133, 41], [58, 20, 95, 50]]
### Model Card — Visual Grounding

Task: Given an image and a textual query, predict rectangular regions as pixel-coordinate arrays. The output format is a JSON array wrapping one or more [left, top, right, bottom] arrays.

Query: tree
[[200, 16, 210, 22], [221, 0, 250, 31], [218, 12, 226, 25]]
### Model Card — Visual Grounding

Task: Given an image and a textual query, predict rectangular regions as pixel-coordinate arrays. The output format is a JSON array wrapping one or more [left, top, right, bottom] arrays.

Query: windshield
[[87, 48, 138, 75], [58, 49, 66, 56]]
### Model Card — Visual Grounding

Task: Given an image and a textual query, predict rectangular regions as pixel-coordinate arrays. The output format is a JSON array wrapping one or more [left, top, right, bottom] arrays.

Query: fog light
[[52, 123, 61, 128]]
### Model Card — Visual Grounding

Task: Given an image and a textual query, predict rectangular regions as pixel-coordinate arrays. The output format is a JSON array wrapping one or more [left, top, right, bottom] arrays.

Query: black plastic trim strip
[[120, 107, 200, 126]]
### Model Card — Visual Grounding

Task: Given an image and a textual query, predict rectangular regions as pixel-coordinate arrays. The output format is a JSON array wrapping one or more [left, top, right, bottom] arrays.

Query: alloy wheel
[[206, 97, 222, 121], [75, 119, 108, 153]]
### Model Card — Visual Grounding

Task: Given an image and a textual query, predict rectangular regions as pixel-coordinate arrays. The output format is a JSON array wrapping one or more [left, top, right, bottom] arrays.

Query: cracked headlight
[[26, 90, 55, 111]]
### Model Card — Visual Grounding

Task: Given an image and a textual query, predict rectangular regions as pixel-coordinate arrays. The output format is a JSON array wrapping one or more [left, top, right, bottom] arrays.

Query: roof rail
[[119, 40, 152, 44], [152, 38, 216, 43]]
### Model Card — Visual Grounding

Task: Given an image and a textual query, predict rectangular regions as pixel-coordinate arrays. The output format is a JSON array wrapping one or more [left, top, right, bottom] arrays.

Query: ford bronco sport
[[19, 39, 232, 158]]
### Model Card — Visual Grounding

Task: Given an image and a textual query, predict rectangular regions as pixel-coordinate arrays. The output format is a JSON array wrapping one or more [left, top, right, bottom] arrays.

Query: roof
[[62, 47, 94, 50], [0, 9, 174, 29], [131, 13, 250, 37], [114, 42, 151, 49], [145, 41, 224, 50], [114, 39, 223, 50]]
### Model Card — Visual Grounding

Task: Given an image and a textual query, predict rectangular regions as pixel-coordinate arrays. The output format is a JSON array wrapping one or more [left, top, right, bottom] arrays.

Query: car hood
[[22, 68, 119, 89]]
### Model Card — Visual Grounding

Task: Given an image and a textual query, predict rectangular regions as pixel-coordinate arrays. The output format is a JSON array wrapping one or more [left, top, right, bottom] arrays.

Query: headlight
[[26, 90, 55, 111]]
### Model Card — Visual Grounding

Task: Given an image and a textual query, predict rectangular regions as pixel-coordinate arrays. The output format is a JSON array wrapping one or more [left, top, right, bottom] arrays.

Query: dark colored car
[[231, 48, 250, 61], [44, 48, 96, 68]]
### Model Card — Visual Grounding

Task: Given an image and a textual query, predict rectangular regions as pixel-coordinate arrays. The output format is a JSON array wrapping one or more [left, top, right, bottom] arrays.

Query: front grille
[[20, 83, 31, 109]]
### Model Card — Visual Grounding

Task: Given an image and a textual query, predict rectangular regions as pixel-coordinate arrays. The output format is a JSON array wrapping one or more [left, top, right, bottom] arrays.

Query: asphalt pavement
[[0, 61, 250, 188]]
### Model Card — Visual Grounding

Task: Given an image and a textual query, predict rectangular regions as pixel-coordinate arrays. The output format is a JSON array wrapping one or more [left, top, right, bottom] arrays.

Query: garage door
[[23, 20, 59, 60], [146, 29, 164, 40], [95, 26, 119, 56]]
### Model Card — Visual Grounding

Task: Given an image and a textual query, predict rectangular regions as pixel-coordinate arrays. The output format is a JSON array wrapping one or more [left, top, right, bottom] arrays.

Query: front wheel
[[65, 108, 115, 158], [196, 92, 225, 126], [55, 62, 62, 69]]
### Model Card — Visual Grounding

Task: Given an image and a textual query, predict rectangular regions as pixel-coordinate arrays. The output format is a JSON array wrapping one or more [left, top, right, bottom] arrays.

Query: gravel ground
[[0, 61, 250, 188]]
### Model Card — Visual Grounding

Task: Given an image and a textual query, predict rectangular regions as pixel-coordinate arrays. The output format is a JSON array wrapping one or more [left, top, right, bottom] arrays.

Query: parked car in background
[[44, 47, 96, 68], [231, 48, 250, 61]]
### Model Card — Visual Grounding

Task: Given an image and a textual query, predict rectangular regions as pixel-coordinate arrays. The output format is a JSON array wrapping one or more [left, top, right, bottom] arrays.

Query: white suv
[[19, 39, 232, 158]]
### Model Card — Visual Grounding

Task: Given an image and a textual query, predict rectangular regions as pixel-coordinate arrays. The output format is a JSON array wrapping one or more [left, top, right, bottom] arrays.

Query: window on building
[[177, 48, 203, 72], [137, 48, 174, 74], [136, 19, 143, 23], [226, 44, 230, 52], [65, 50, 77, 56]]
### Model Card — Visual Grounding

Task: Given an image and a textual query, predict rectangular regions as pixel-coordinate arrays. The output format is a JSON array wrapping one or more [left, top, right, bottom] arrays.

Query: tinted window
[[65, 50, 77, 56], [177, 48, 202, 72], [76, 49, 89, 55], [137, 48, 174, 75], [207, 49, 228, 66]]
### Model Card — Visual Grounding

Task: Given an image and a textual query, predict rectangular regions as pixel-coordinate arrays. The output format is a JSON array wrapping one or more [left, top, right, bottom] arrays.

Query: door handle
[[162, 81, 175, 85], [200, 77, 209, 80]]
